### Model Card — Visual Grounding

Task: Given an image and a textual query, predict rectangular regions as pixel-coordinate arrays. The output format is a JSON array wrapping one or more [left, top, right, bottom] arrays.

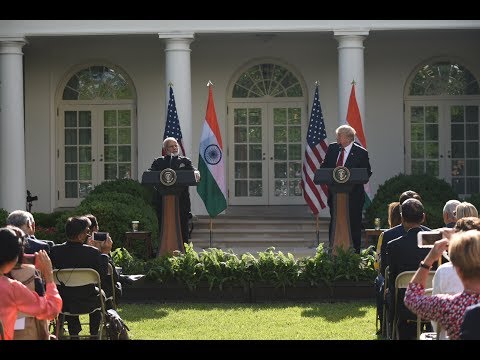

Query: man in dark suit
[[6, 210, 53, 254], [385, 198, 439, 340], [50, 216, 112, 337], [379, 190, 431, 277], [320, 124, 372, 253], [149, 137, 200, 247]]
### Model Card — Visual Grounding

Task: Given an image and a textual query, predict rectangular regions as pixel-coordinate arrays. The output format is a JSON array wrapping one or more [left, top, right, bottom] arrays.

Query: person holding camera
[[50, 216, 112, 338], [405, 229, 480, 340], [0, 226, 62, 340]]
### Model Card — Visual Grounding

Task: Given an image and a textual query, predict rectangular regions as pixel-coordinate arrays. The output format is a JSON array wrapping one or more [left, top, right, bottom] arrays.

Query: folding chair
[[53, 268, 107, 340], [107, 262, 117, 310], [392, 270, 435, 340], [381, 266, 390, 338]]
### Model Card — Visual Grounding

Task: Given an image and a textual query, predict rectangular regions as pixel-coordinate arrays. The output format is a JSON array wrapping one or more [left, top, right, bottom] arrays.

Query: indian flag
[[346, 82, 373, 209], [197, 85, 227, 217]]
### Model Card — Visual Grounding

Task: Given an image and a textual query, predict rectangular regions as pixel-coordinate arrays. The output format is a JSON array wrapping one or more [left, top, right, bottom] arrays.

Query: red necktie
[[336, 147, 344, 167]]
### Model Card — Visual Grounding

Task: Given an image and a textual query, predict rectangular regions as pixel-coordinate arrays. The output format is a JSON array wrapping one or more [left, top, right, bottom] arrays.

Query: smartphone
[[417, 230, 443, 248], [93, 232, 108, 241], [22, 253, 36, 265]]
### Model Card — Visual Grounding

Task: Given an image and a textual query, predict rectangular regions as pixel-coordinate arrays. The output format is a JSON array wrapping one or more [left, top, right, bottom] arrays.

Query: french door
[[405, 100, 480, 198], [228, 102, 305, 205], [56, 104, 136, 207]]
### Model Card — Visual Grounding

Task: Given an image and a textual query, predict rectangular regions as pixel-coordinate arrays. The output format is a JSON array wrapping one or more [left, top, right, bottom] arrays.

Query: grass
[[83, 301, 379, 340]]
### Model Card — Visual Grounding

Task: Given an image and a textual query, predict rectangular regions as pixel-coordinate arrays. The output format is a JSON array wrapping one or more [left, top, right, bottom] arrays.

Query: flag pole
[[209, 218, 213, 248]]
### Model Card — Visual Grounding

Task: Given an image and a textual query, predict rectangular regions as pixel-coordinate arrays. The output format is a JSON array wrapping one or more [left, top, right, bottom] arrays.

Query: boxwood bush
[[88, 178, 155, 206], [0, 208, 9, 227], [466, 193, 480, 213], [365, 173, 458, 229]]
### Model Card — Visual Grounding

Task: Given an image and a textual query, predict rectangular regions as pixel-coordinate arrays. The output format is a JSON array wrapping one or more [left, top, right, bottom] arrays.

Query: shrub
[[88, 179, 155, 206], [466, 193, 480, 214], [0, 208, 9, 227], [365, 173, 458, 229]]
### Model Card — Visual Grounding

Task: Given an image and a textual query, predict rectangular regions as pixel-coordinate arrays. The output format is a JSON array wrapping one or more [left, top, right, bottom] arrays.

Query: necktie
[[336, 147, 344, 167]]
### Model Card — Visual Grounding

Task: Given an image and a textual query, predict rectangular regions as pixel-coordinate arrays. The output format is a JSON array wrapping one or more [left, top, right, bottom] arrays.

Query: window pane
[[65, 147, 77, 162], [411, 143, 424, 158], [65, 129, 77, 145], [65, 111, 77, 127], [426, 161, 439, 176], [411, 124, 424, 141], [425, 143, 438, 158], [466, 124, 479, 140], [234, 109, 247, 125], [467, 160, 479, 176], [104, 146, 117, 162], [234, 145, 247, 161], [235, 163, 247, 179], [249, 180, 262, 196], [249, 127, 262, 142], [78, 147, 91, 162], [104, 164, 117, 180], [249, 144, 262, 161], [452, 177, 464, 194], [119, 164, 131, 179], [451, 142, 465, 158], [411, 107, 424, 123], [466, 142, 479, 158], [79, 164, 91, 180], [289, 144, 301, 160], [65, 182, 78, 198], [234, 127, 247, 142], [79, 129, 91, 145], [289, 126, 301, 142], [289, 179, 302, 196], [65, 164, 77, 180], [118, 110, 131, 126], [274, 180, 287, 197], [451, 124, 464, 141], [118, 146, 131, 162], [274, 108, 287, 125], [289, 162, 302, 178], [289, 108, 301, 125], [450, 106, 464, 122], [79, 182, 92, 198], [248, 109, 261, 125], [465, 106, 478, 123], [104, 128, 117, 144], [411, 160, 424, 174], [274, 126, 287, 142], [466, 178, 479, 194], [274, 163, 287, 178], [425, 124, 438, 141], [249, 163, 262, 178], [104, 110, 117, 126], [452, 160, 465, 176], [274, 144, 287, 160], [78, 111, 91, 127], [118, 128, 131, 144], [235, 180, 247, 196]]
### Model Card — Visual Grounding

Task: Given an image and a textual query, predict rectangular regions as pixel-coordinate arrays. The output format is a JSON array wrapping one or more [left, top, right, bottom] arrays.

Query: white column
[[0, 37, 27, 212], [334, 31, 369, 126], [158, 33, 194, 157]]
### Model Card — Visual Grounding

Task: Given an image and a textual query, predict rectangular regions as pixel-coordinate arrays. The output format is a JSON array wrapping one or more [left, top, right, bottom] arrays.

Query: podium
[[314, 167, 369, 254], [142, 169, 198, 257]]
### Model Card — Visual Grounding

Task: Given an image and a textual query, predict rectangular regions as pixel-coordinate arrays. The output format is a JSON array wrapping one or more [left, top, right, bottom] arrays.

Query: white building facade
[[1, 20, 479, 216]]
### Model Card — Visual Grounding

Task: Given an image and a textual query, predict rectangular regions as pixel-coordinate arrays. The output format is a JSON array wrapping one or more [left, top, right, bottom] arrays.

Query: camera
[[93, 232, 108, 241], [417, 230, 443, 248], [22, 253, 36, 265]]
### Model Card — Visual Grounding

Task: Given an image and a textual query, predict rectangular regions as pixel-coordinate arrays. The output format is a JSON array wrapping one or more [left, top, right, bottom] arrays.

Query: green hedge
[[365, 173, 458, 229]]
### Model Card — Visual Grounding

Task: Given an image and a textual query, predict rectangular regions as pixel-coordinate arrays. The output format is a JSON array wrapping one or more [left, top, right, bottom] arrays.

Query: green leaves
[[115, 243, 376, 290]]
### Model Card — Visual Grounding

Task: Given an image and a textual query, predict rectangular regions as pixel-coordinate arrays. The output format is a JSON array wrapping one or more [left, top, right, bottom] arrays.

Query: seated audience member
[[0, 226, 62, 340], [374, 201, 401, 332], [385, 198, 435, 339], [6, 210, 54, 253], [84, 213, 121, 307], [50, 216, 112, 337], [431, 217, 480, 339], [455, 202, 478, 220], [443, 200, 461, 228], [460, 303, 480, 340], [405, 229, 480, 340], [379, 190, 430, 277], [5, 226, 50, 340]]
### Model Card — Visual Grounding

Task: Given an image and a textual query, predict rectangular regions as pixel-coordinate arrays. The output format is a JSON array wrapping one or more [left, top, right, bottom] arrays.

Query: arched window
[[232, 63, 303, 98], [62, 65, 134, 100]]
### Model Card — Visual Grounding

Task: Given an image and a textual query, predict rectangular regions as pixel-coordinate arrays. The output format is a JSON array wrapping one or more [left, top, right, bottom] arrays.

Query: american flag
[[162, 85, 185, 156], [300, 85, 329, 214]]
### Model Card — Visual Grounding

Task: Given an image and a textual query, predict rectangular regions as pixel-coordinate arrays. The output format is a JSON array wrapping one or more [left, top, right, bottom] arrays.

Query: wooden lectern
[[142, 169, 198, 257], [314, 167, 369, 254]]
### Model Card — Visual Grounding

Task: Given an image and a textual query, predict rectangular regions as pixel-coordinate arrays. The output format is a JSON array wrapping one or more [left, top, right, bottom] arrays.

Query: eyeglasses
[[168, 144, 178, 148]]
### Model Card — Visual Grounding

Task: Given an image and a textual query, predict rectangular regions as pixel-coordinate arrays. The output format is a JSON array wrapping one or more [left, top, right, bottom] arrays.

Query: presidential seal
[[160, 168, 177, 186], [333, 166, 350, 184]]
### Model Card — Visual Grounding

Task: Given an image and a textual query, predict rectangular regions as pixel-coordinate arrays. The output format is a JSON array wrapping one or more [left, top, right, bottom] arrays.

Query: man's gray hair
[[443, 199, 461, 218], [6, 210, 34, 227]]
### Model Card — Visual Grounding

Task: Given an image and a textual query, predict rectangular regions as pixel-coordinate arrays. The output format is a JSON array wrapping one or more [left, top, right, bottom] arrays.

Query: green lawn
[[105, 302, 379, 340]]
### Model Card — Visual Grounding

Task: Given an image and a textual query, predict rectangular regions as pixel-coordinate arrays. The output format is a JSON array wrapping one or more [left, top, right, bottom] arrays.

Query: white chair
[[53, 268, 107, 340], [106, 262, 117, 310]]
